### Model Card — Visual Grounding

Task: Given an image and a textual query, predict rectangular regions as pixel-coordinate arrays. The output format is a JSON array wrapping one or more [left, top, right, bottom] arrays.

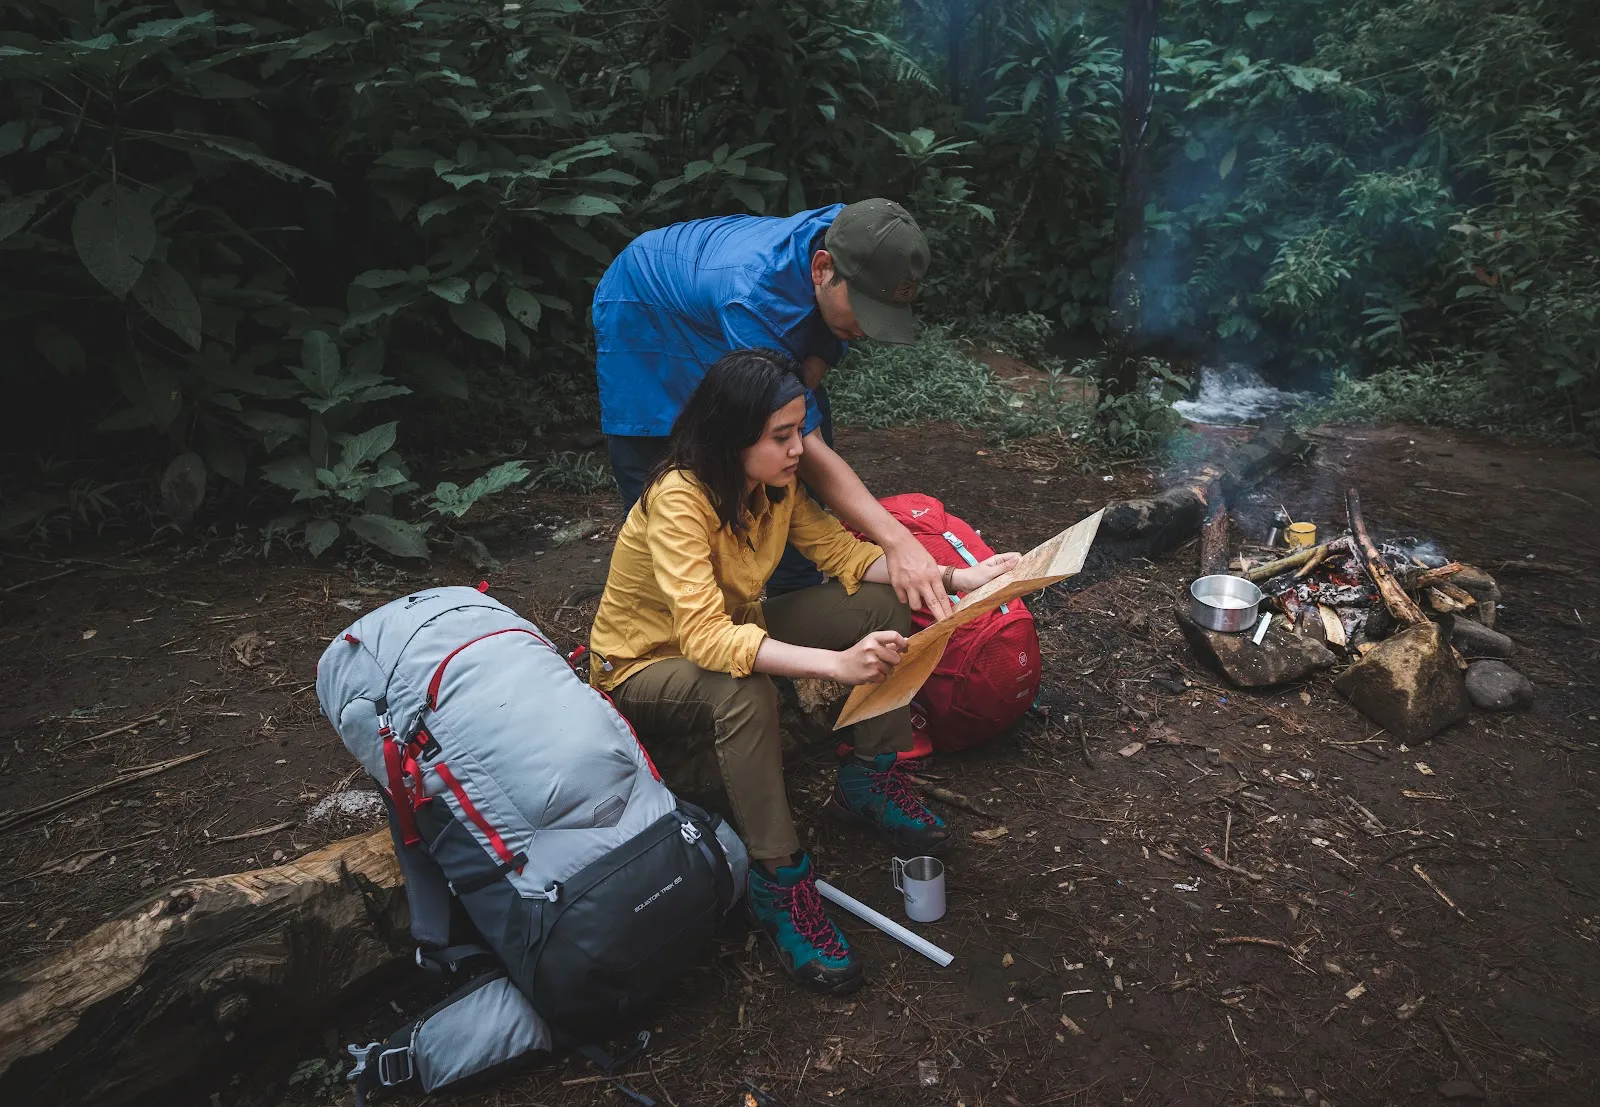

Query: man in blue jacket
[[593, 198, 950, 618]]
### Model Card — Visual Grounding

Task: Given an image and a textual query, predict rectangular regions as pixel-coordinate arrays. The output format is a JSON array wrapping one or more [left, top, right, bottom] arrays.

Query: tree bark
[[1104, 0, 1162, 401], [0, 828, 407, 1107]]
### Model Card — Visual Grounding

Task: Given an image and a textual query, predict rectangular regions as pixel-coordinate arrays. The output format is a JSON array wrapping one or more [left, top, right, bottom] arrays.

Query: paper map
[[834, 508, 1104, 730]]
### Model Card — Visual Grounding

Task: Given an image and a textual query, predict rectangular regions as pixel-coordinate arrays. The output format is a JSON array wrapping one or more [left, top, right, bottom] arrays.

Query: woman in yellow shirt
[[590, 348, 1017, 994]]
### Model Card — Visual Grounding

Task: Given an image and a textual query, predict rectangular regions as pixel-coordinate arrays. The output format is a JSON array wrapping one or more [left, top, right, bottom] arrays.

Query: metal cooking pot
[[1189, 574, 1263, 633]]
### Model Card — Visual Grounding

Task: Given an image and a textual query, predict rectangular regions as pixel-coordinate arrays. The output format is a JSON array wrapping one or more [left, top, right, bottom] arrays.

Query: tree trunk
[[1197, 483, 1231, 577], [1104, 0, 1162, 401], [0, 828, 407, 1107]]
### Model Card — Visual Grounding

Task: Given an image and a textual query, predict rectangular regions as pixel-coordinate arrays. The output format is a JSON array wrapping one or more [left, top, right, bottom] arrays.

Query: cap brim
[[847, 284, 921, 345]]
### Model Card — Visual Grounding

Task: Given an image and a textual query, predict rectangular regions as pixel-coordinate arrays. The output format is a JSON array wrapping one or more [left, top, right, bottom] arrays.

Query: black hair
[[642, 348, 808, 534]]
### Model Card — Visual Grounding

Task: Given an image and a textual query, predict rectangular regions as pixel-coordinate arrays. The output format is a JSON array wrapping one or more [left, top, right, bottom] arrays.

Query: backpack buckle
[[679, 819, 702, 845], [346, 1041, 379, 1081], [376, 1045, 414, 1086]]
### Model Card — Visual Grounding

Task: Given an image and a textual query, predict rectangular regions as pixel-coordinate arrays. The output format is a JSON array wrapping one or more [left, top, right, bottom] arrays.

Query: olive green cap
[[824, 198, 928, 344]]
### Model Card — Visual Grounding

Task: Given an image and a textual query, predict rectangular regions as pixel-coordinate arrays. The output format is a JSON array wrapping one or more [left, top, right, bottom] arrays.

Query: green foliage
[[288, 1056, 345, 1103], [829, 325, 1090, 439], [4, 0, 1596, 554], [530, 452, 615, 495], [430, 462, 532, 520]]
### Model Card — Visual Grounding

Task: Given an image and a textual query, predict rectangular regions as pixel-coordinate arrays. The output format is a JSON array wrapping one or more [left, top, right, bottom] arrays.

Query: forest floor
[[1, 420, 1597, 1107]]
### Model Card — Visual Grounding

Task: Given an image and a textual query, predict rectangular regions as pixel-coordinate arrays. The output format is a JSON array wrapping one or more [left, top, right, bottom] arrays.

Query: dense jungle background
[[3, 0, 1598, 555]]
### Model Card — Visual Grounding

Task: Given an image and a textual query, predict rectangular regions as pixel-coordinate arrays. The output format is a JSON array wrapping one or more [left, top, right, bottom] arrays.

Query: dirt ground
[[2, 421, 1597, 1107]]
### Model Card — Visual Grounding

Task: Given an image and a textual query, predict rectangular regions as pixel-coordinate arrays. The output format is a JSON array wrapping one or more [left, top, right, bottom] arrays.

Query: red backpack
[[879, 494, 1043, 753]]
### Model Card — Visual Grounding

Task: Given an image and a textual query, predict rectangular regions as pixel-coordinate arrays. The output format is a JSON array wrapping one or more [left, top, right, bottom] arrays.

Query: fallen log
[[1346, 489, 1426, 627], [0, 828, 407, 1107], [1091, 417, 1310, 564]]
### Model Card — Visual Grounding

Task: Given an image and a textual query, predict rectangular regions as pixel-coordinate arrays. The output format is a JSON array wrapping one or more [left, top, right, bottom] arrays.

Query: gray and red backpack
[[316, 586, 746, 1104]]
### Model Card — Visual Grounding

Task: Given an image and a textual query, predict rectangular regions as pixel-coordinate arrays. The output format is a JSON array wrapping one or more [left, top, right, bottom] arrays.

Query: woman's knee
[[706, 672, 780, 733], [857, 581, 913, 636]]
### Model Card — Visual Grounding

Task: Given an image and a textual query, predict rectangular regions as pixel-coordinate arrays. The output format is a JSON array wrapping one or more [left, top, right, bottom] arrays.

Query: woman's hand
[[952, 551, 1021, 594], [831, 630, 907, 685]]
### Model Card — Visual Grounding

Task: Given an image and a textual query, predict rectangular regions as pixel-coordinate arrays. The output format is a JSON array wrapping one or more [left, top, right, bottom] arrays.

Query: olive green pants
[[609, 580, 913, 862]]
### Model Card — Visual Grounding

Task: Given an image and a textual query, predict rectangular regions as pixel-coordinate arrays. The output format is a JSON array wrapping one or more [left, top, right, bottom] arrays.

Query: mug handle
[[891, 856, 906, 892]]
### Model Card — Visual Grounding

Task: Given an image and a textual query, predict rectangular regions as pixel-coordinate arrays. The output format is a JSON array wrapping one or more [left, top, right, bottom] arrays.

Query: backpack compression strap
[[940, 530, 1008, 614], [348, 971, 553, 1104]]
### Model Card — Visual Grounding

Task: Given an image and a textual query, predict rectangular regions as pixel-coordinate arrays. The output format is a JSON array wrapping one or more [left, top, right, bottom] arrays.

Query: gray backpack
[[316, 586, 747, 1103]]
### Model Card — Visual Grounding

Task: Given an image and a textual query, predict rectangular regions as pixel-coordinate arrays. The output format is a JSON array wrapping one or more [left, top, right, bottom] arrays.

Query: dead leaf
[[230, 631, 265, 668], [1001, 952, 1014, 968], [1299, 690, 1311, 706], [1396, 995, 1425, 1021], [1344, 981, 1367, 1001], [81, 629, 97, 640], [970, 826, 1010, 842], [1414, 762, 1435, 776], [1118, 742, 1145, 758], [1058, 1014, 1085, 1035]]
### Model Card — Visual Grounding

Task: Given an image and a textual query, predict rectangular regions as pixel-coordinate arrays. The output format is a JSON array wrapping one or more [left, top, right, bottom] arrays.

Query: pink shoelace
[[777, 876, 848, 960], [868, 762, 938, 826]]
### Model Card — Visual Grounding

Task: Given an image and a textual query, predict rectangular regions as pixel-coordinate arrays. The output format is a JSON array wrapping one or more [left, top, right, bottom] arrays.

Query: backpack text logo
[[635, 875, 684, 913]]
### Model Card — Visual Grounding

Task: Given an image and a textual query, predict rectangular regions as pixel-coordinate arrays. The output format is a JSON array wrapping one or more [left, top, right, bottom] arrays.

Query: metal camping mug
[[892, 856, 946, 923]]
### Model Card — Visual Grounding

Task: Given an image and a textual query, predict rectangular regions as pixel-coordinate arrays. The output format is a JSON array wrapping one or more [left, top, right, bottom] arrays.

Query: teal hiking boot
[[747, 854, 863, 994], [826, 752, 950, 855]]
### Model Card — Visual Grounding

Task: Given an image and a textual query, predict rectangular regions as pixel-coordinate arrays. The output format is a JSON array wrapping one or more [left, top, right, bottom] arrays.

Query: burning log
[[1346, 489, 1426, 627], [1243, 544, 1326, 583], [1318, 604, 1348, 649], [1294, 543, 1332, 580], [1091, 417, 1310, 564], [1198, 483, 1231, 576], [1414, 562, 1466, 588], [0, 829, 407, 1107], [1426, 586, 1473, 615]]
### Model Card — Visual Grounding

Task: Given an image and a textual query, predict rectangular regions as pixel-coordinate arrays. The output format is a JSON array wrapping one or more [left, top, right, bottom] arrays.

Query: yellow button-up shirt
[[589, 469, 884, 691]]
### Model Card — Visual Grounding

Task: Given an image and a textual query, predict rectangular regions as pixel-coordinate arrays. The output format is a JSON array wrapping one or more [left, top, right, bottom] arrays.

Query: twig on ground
[[61, 712, 165, 749], [1078, 716, 1094, 770], [1223, 811, 1232, 863], [905, 776, 995, 821], [208, 820, 298, 844], [0, 750, 211, 835], [1377, 842, 1437, 867], [1185, 845, 1263, 882], [1433, 1012, 1485, 1093], [1413, 863, 1467, 918]]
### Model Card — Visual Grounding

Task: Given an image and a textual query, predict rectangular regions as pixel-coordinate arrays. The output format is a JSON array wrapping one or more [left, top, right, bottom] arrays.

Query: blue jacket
[[592, 205, 847, 437]]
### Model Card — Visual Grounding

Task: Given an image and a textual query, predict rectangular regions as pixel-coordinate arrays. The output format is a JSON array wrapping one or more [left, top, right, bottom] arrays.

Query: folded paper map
[[834, 508, 1104, 730]]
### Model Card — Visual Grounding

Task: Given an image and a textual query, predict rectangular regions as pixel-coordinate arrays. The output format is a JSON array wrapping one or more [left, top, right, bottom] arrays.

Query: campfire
[[1182, 487, 1532, 742]]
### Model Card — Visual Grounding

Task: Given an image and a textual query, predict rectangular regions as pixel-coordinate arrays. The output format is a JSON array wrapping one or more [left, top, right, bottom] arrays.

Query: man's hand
[[832, 630, 907, 685], [885, 537, 953, 622]]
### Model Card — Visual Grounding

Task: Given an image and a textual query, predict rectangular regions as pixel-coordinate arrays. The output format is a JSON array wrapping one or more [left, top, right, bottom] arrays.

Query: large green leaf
[[448, 300, 505, 349], [429, 277, 470, 303], [71, 186, 158, 299], [159, 452, 208, 525], [0, 120, 24, 158], [534, 194, 622, 217], [132, 260, 203, 349], [304, 518, 341, 557], [339, 421, 399, 469], [504, 287, 542, 330], [145, 132, 332, 192], [349, 514, 431, 559], [301, 331, 341, 396], [261, 455, 321, 497], [0, 193, 42, 242]]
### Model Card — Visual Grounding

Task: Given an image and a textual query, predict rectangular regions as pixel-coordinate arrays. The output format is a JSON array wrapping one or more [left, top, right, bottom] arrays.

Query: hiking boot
[[826, 752, 950, 855], [747, 854, 864, 995]]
